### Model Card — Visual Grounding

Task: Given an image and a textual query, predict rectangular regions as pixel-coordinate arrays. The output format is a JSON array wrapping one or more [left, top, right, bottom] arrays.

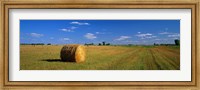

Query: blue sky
[[20, 20, 180, 45]]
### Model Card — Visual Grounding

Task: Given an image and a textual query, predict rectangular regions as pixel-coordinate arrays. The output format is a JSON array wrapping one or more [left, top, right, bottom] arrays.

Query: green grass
[[20, 45, 180, 70]]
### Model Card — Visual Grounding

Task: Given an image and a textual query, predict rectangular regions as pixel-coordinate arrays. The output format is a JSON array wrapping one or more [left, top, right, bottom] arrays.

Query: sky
[[20, 20, 180, 45]]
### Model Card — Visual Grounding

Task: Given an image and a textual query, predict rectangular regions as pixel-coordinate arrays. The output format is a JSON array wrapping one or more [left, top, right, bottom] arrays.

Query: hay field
[[20, 45, 180, 70]]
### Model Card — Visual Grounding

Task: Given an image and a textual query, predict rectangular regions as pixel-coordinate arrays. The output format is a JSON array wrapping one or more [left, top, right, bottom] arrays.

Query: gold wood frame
[[0, 0, 199, 89]]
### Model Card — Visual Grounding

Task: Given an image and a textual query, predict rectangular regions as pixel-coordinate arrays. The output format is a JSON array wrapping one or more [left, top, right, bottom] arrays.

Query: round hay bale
[[60, 44, 86, 63]]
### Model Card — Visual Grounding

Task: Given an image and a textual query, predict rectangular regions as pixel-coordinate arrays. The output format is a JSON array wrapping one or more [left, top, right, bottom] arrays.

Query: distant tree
[[154, 43, 156, 46], [47, 43, 51, 45], [98, 43, 102, 46], [106, 43, 110, 46], [84, 43, 89, 46], [85, 43, 94, 46], [128, 44, 132, 46], [174, 39, 180, 46], [102, 41, 106, 45]]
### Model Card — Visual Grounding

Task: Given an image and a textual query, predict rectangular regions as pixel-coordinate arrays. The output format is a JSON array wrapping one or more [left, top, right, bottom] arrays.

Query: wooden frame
[[0, 0, 199, 89]]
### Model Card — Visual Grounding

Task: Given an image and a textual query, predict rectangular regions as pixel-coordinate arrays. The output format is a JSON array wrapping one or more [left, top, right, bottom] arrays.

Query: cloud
[[95, 32, 105, 34], [135, 33, 157, 39], [136, 33, 152, 37], [146, 36, 157, 38], [142, 36, 157, 39], [158, 31, 180, 39], [159, 31, 180, 35], [115, 36, 131, 41], [159, 32, 171, 35], [70, 21, 90, 25], [30, 33, 43, 38], [60, 26, 77, 32], [155, 39, 161, 40], [137, 32, 141, 34], [60, 29, 73, 32], [84, 33, 97, 40], [63, 38, 70, 41], [168, 34, 180, 38]]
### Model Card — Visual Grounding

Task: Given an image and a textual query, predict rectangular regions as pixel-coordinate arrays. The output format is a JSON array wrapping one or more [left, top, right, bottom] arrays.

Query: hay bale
[[60, 44, 86, 63]]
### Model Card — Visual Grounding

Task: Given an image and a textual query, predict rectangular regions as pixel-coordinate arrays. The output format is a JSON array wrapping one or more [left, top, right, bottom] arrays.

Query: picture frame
[[0, 0, 199, 89]]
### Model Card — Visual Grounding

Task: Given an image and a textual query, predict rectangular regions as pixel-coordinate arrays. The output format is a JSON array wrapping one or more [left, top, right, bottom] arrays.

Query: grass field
[[20, 45, 180, 70]]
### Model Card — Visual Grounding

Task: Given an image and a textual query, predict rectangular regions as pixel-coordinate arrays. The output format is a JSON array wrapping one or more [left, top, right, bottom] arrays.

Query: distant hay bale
[[60, 44, 86, 63]]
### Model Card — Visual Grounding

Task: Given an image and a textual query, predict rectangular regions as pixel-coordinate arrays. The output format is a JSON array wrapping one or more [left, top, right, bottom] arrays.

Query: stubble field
[[20, 45, 180, 70]]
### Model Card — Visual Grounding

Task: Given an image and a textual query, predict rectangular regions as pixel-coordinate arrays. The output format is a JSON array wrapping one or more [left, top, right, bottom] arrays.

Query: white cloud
[[63, 38, 70, 41], [115, 36, 131, 41], [30, 33, 43, 38], [135, 33, 157, 39], [60, 26, 77, 32], [155, 39, 161, 40], [144, 36, 157, 39], [159, 31, 180, 36], [168, 34, 180, 38], [95, 32, 105, 34], [60, 29, 73, 32], [70, 21, 90, 25], [135, 33, 152, 37], [125, 40, 133, 43], [137, 32, 141, 34], [159, 32, 171, 34], [84, 33, 97, 40]]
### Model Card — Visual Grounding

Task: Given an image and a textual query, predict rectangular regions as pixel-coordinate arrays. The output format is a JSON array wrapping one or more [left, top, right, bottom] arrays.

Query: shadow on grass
[[41, 59, 65, 62], [41, 59, 76, 63]]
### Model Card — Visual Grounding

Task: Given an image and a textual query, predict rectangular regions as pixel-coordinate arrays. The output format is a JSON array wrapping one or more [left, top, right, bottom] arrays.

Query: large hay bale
[[60, 44, 86, 63]]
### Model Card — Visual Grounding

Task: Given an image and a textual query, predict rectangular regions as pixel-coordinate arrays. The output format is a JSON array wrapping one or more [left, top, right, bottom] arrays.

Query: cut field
[[20, 45, 180, 70]]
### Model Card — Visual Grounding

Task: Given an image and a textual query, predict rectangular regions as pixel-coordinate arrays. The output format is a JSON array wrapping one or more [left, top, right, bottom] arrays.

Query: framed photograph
[[1, 0, 199, 89]]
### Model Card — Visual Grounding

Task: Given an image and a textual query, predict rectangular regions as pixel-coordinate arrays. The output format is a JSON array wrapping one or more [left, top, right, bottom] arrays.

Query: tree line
[[85, 41, 110, 46], [85, 39, 180, 46], [21, 39, 180, 46], [21, 43, 51, 45], [154, 39, 180, 46]]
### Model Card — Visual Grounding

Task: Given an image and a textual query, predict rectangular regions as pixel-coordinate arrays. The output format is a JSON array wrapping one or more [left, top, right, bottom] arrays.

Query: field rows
[[20, 45, 180, 70]]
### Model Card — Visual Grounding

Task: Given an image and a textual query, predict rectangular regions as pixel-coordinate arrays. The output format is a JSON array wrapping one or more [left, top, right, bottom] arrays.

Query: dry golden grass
[[20, 45, 180, 70]]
